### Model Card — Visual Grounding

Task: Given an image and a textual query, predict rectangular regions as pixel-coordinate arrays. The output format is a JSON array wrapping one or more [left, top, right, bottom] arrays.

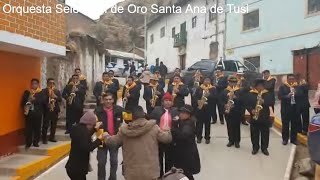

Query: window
[[209, 12, 216, 22], [224, 61, 238, 72], [192, 16, 197, 28], [244, 56, 260, 72], [150, 34, 154, 44], [180, 22, 186, 32], [308, 0, 320, 15], [172, 27, 175, 38], [160, 27, 165, 38], [243, 10, 259, 31], [58, 0, 65, 3]]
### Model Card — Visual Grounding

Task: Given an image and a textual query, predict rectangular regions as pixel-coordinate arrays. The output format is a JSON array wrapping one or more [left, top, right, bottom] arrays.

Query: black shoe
[[235, 143, 240, 148], [25, 144, 31, 149], [220, 121, 224, 125], [205, 139, 210, 144], [262, 149, 269, 156], [291, 141, 298, 145], [49, 139, 57, 142], [227, 142, 234, 147], [282, 141, 288, 145], [64, 131, 70, 134], [242, 122, 249, 126], [252, 149, 259, 155], [211, 121, 217, 124], [42, 140, 48, 144], [197, 139, 202, 144], [33, 143, 39, 147]]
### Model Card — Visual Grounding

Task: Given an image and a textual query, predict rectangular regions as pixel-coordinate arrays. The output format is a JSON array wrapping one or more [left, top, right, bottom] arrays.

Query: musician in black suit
[[212, 69, 228, 124], [143, 75, 165, 114], [122, 76, 141, 112], [167, 75, 189, 108], [108, 70, 120, 102], [93, 72, 118, 106]]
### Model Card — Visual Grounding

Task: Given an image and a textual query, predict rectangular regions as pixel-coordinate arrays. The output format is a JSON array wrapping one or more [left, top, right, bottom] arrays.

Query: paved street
[[35, 90, 293, 180]]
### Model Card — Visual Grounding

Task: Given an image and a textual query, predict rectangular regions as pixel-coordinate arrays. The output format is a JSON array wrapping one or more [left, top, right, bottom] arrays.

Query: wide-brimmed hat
[[178, 104, 193, 115], [228, 75, 238, 82]]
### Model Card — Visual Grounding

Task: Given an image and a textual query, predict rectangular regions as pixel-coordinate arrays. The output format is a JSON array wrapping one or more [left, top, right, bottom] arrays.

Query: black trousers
[[196, 111, 211, 140], [25, 112, 42, 146], [297, 106, 310, 133], [159, 143, 174, 177], [67, 169, 86, 180], [209, 103, 218, 123], [240, 107, 246, 123], [217, 101, 225, 123], [250, 122, 270, 150], [281, 105, 298, 142], [42, 111, 59, 141], [146, 102, 154, 115], [225, 112, 241, 143], [66, 107, 83, 133]]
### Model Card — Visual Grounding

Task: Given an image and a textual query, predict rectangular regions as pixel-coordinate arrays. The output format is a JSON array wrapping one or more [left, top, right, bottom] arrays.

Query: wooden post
[[316, 164, 320, 180]]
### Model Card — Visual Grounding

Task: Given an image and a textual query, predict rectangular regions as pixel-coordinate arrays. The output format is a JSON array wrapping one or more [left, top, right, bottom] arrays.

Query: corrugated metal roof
[[106, 49, 144, 61]]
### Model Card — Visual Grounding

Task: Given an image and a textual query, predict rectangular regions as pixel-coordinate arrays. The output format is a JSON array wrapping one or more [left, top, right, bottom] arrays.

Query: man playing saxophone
[[93, 72, 118, 106], [246, 79, 273, 156], [189, 70, 203, 108], [236, 71, 250, 126], [122, 76, 140, 112], [42, 78, 62, 144], [167, 75, 189, 108], [62, 74, 86, 134], [212, 68, 228, 124], [222, 76, 243, 148], [194, 77, 217, 144], [21, 78, 44, 148], [143, 75, 164, 114]]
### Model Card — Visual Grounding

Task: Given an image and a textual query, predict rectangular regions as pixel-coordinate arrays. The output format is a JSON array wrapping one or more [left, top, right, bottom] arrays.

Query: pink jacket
[[311, 83, 320, 109]]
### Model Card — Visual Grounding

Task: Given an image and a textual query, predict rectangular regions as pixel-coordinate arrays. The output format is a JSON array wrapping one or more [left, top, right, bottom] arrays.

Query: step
[[0, 154, 50, 178], [0, 175, 19, 180], [54, 129, 70, 141], [18, 141, 70, 156]]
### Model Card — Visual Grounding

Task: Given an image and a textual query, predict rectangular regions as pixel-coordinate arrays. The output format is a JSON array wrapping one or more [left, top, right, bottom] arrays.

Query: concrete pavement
[[35, 93, 293, 180]]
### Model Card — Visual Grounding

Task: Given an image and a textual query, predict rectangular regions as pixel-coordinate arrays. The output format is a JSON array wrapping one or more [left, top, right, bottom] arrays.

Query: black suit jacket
[[42, 88, 62, 113], [95, 105, 124, 134], [143, 85, 164, 107]]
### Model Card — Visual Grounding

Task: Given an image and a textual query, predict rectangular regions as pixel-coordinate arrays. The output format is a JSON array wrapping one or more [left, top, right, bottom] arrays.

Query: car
[[180, 59, 261, 86]]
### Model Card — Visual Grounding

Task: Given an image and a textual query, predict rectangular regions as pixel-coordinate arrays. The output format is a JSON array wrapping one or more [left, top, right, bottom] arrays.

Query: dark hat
[[254, 78, 266, 87], [228, 75, 237, 82], [178, 104, 193, 114]]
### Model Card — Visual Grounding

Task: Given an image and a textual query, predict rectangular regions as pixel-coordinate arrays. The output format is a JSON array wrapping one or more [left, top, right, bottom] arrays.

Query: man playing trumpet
[[222, 76, 243, 148], [93, 72, 118, 106], [122, 76, 140, 112], [143, 75, 164, 114], [167, 75, 189, 108], [63, 74, 86, 134], [195, 77, 217, 144], [42, 78, 62, 144], [246, 79, 273, 156], [21, 79, 44, 148]]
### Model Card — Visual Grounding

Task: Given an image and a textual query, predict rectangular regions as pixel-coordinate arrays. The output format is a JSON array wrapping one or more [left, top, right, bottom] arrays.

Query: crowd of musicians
[[22, 65, 313, 180]]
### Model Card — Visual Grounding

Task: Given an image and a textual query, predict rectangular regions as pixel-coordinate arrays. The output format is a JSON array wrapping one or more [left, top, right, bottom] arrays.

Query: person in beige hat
[[144, 75, 165, 114], [65, 111, 106, 180]]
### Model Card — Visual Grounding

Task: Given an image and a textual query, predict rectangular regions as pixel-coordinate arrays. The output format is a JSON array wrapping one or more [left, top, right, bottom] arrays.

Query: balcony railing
[[174, 31, 187, 48]]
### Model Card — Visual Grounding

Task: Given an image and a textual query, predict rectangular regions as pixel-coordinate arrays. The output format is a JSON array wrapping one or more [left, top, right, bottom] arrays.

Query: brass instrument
[[48, 87, 56, 112], [67, 83, 77, 105], [122, 88, 130, 109], [151, 86, 159, 108], [290, 87, 296, 105], [24, 93, 34, 116], [225, 86, 235, 114], [198, 89, 209, 109], [172, 83, 179, 102], [253, 92, 264, 120]]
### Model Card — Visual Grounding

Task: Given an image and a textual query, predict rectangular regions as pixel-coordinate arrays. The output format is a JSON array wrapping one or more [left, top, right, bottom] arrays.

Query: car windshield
[[188, 61, 215, 71]]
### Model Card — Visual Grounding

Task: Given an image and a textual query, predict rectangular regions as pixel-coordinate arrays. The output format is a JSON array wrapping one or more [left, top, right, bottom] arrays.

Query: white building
[[146, 0, 226, 71]]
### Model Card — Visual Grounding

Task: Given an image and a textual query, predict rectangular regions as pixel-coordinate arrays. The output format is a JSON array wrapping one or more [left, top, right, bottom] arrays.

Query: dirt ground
[[291, 145, 315, 180]]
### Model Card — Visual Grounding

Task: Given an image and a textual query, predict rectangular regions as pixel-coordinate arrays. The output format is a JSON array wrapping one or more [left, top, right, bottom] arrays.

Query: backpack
[[308, 113, 320, 165], [162, 167, 189, 180]]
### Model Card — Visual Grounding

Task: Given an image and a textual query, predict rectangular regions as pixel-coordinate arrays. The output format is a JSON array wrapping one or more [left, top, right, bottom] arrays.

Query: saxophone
[[253, 92, 264, 120], [151, 85, 159, 108], [198, 89, 209, 110], [67, 83, 77, 105], [24, 93, 34, 116], [122, 88, 130, 109], [290, 87, 296, 105], [225, 86, 235, 114], [172, 83, 179, 102], [48, 87, 56, 112]]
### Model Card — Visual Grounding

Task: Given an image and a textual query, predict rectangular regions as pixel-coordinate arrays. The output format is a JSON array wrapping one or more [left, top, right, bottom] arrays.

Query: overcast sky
[[66, 0, 124, 20]]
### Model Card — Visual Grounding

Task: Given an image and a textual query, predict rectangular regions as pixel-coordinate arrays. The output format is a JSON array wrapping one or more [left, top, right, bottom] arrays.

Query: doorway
[[179, 54, 186, 70]]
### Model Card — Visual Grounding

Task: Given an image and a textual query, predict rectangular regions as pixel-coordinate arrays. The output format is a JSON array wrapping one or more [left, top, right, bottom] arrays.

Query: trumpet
[[67, 83, 77, 105], [225, 86, 235, 114], [253, 92, 263, 120], [48, 87, 56, 112], [122, 88, 130, 109], [24, 93, 34, 116], [151, 86, 159, 108]]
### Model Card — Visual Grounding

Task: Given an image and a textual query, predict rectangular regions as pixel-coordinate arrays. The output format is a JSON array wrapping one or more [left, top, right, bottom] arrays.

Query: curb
[[14, 142, 70, 180]]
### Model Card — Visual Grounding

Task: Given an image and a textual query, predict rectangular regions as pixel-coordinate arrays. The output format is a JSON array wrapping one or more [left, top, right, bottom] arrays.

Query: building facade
[[0, 0, 66, 156], [146, 0, 226, 71], [226, 0, 320, 89]]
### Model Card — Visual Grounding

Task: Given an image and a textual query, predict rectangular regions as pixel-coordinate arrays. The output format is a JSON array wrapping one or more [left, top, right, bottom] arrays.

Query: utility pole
[[144, 14, 148, 65]]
